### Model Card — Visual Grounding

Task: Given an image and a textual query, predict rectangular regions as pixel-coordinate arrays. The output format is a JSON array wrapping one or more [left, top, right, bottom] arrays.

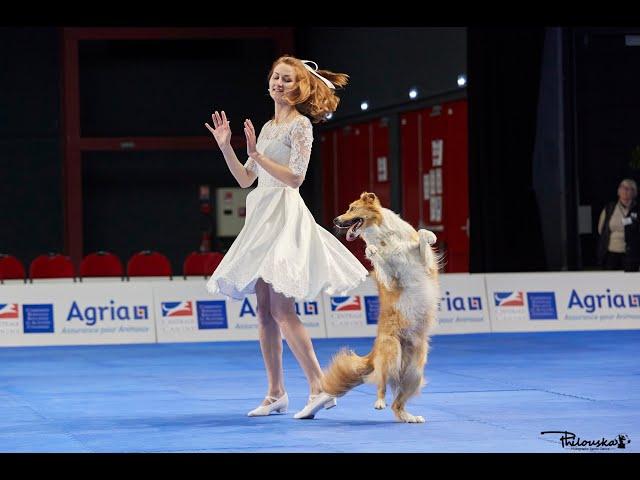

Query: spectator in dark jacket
[[597, 179, 640, 271]]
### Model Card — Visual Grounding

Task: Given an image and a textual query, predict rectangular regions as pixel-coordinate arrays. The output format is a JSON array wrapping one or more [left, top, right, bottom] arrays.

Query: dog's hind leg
[[372, 335, 401, 410], [391, 341, 429, 423], [374, 375, 387, 409], [391, 364, 425, 423]]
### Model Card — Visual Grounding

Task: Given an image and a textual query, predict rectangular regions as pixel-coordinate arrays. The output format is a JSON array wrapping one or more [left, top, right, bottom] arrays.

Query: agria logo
[[440, 291, 483, 311], [568, 289, 640, 313], [67, 300, 149, 325], [237, 298, 319, 317]]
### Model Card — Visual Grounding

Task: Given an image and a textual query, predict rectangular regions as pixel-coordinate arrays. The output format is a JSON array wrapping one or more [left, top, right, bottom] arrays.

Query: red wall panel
[[442, 100, 469, 272], [421, 105, 448, 264], [400, 110, 422, 228], [320, 130, 337, 228], [320, 105, 469, 273], [336, 123, 370, 211], [370, 118, 391, 207], [335, 123, 372, 269], [400, 100, 469, 272]]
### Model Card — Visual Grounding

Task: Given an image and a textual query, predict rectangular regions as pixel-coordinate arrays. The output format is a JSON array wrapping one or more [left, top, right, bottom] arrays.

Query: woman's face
[[269, 63, 296, 103], [618, 183, 635, 204]]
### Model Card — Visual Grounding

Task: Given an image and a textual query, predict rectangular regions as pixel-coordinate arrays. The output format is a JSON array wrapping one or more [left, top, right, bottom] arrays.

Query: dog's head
[[333, 192, 383, 242]]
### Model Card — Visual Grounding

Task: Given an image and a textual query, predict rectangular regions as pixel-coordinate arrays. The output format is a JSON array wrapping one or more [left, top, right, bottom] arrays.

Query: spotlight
[[457, 74, 467, 87], [360, 101, 369, 111], [409, 88, 418, 99]]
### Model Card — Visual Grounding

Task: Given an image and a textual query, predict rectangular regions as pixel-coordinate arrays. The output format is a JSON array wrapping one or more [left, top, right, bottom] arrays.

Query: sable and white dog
[[297, 192, 441, 423]]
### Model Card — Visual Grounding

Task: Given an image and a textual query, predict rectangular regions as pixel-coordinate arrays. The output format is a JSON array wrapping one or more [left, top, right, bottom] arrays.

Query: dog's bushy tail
[[321, 348, 374, 397]]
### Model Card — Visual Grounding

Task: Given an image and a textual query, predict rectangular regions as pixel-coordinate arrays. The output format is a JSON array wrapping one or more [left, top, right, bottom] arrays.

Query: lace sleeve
[[289, 116, 313, 178]]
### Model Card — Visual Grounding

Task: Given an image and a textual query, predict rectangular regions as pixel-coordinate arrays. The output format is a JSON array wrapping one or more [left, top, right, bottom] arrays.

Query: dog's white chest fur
[[362, 209, 439, 330]]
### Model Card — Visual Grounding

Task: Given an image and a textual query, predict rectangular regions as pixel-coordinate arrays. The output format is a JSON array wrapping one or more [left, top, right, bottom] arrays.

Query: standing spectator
[[597, 179, 640, 271]]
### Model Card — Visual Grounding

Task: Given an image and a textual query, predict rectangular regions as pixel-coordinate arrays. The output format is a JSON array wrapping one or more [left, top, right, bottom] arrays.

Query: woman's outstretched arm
[[205, 110, 257, 188]]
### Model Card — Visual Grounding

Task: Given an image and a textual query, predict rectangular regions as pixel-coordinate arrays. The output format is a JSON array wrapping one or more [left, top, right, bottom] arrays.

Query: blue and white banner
[[322, 277, 380, 338], [436, 273, 491, 334], [3, 272, 639, 347], [153, 280, 326, 343], [486, 272, 640, 332], [0, 282, 156, 347], [322, 274, 490, 338]]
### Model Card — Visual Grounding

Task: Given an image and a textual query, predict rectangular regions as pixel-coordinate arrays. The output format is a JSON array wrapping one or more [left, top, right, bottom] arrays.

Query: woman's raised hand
[[205, 111, 232, 149], [244, 118, 258, 158]]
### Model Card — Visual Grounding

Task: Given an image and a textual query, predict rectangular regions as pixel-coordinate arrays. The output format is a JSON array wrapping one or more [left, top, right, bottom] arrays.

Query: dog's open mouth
[[345, 218, 364, 242]]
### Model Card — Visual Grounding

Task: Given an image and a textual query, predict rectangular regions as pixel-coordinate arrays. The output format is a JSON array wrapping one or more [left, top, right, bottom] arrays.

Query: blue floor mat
[[0, 330, 638, 452]]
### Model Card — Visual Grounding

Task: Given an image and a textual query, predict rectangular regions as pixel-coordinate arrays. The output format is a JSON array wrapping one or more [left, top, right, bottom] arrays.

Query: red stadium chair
[[80, 251, 124, 279], [0, 254, 26, 281], [127, 250, 172, 278], [29, 253, 75, 280], [183, 251, 224, 277]]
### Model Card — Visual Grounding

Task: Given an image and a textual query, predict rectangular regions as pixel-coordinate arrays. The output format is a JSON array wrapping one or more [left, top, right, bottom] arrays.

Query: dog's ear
[[361, 192, 377, 203]]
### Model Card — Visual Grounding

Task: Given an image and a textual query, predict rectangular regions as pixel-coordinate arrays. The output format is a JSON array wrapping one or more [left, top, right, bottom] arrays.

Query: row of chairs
[[0, 251, 224, 281]]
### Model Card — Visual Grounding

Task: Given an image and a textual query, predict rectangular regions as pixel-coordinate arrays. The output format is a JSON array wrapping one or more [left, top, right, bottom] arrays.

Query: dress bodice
[[243, 114, 313, 188]]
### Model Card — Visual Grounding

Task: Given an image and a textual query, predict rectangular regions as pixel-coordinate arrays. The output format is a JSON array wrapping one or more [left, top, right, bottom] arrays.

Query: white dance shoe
[[247, 393, 289, 417], [294, 392, 337, 419]]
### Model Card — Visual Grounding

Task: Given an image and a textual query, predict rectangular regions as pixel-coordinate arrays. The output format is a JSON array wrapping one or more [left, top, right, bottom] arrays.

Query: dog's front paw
[[365, 245, 379, 258], [374, 398, 386, 410], [418, 229, 437, 246]]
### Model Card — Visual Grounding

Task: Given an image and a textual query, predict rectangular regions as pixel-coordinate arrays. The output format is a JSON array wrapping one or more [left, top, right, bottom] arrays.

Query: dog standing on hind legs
[[296, 192, 441, 423]]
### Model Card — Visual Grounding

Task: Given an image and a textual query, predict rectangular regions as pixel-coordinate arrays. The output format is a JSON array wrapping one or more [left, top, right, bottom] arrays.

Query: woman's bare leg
[[269, 286, 324, 396], [255, 278, 286, 405]]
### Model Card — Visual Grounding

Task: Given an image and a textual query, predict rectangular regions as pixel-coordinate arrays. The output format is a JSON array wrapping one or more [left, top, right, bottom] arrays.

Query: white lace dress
[[206, 115, 369, 301]]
